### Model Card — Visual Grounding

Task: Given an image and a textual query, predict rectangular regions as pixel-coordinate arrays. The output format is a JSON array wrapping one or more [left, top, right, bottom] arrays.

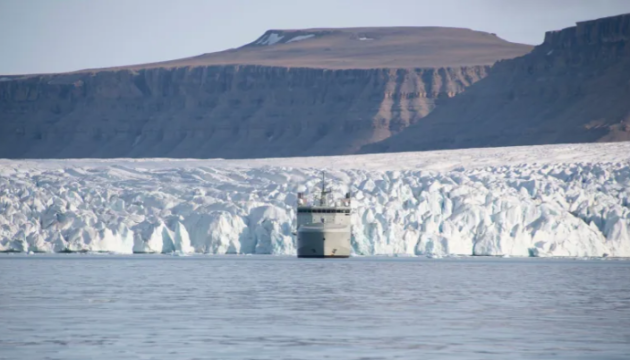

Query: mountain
[[0, 27, 532, 159], [111, 27, 532, 70], [362, 14, 630, 154]]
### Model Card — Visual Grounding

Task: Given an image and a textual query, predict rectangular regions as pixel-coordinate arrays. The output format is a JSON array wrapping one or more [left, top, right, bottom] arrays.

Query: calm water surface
[[1, 255, 629, 360]]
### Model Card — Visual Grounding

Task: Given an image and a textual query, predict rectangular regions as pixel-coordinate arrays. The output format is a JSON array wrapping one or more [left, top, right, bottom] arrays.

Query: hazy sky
[[1, 0, 629, 75]]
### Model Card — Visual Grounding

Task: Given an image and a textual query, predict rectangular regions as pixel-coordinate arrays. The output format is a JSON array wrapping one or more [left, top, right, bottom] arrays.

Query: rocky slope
[[362, 14, 630, 154], [0, 28, 531, 159]]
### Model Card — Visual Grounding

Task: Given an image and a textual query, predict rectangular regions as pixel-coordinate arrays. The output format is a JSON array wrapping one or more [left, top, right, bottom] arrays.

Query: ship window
[[299, 208, 350, 214], [300, 209, 351, 214]]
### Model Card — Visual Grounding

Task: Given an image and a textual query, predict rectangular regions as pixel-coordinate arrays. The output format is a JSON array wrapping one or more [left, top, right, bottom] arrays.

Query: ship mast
[[320, 171, 331, 206]]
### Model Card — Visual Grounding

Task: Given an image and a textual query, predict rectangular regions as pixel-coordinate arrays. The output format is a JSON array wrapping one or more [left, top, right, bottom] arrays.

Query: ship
[[296, 172, 352, 258]]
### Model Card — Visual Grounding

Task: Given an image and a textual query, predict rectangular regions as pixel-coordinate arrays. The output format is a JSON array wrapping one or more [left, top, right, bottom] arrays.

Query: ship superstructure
[[296, 172, 352, 258]]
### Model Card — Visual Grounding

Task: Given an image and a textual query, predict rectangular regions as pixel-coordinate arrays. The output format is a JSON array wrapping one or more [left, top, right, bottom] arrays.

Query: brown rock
[[0, 27, 531, 159], [362, 13, 630, 154]]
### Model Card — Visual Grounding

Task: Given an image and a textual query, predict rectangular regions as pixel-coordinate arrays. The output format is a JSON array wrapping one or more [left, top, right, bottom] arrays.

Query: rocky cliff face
[[0, 65, 489, 158], [363, 14, 630, 154], [0, 26, 534, 159]]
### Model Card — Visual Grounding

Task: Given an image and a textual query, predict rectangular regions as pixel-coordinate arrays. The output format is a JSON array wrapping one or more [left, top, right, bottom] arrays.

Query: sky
[[1, 0, 629, 75]]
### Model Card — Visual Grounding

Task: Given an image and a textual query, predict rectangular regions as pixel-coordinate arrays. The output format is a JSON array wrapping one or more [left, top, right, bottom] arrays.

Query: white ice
[[1, 142, 629, 257]]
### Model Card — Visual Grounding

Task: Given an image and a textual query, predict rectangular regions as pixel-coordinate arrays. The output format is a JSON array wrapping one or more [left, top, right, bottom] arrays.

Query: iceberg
[[0, 143, 629, 257]]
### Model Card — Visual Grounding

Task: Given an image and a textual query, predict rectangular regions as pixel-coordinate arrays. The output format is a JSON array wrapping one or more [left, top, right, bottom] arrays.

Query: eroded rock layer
[[363, 14, 630, 154], [0, 27, 533, 159], [0, 66, 489, 158]]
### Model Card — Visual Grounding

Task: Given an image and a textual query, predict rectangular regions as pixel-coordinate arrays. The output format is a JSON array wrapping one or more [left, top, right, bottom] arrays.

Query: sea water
[[0, 255, 629, 360]]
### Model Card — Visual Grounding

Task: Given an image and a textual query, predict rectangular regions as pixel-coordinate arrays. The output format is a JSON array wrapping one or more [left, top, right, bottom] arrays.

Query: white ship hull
[[297, 223, 352, 258]]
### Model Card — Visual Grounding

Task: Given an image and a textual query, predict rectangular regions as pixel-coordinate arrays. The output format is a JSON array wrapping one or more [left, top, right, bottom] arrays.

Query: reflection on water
[[1, 255, 629, 360]]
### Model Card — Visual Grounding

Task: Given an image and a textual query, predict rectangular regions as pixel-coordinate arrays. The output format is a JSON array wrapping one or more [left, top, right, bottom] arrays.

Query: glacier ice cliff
[[1, 143, 629, 257]]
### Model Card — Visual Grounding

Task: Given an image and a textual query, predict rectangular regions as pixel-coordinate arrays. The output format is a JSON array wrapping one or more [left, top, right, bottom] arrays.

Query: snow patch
[[359, 37, 373, 41], [287, 34, 315, 43], [256, 33, 285, 46]]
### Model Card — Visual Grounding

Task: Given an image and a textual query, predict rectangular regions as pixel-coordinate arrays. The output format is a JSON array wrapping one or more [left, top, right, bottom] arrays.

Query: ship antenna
[[320, 170, 331, 206], [321, 171, 325, 206]]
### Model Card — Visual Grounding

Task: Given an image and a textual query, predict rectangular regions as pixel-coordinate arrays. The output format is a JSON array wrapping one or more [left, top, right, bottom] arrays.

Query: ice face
[[0, 143, 629, 257]]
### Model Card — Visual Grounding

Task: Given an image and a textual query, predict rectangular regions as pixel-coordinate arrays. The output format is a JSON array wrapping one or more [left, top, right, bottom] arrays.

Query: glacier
[[1, 143, 629, 257]]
